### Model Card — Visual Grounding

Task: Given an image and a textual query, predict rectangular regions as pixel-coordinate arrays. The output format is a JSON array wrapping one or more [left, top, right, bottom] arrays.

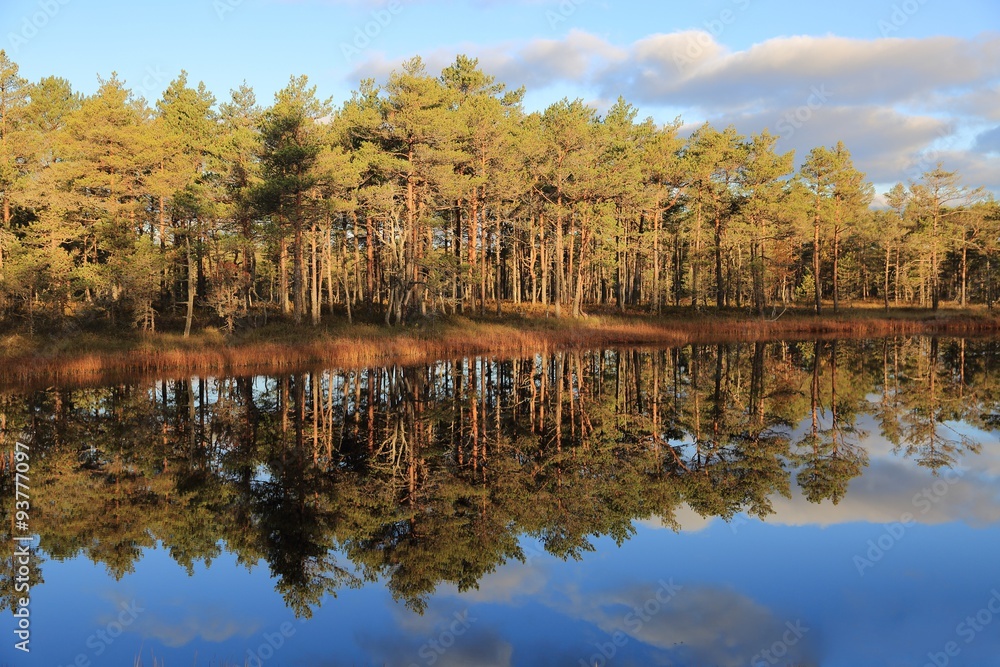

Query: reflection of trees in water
[[895, 337, 983, 469], [0, 337, 998, 615], [794, 341, 869, 505]]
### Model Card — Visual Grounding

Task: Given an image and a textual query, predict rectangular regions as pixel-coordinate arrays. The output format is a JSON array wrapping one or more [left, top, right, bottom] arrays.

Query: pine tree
[[801, 146, 835, 314], [685, 124, 746, 310], [911, 165, 985, 310], [0, 50, 28, 267], [442, 55, 524, 315], [153, 72, 218, 334], [827, 142, 873, 312], [377, 57, 456, 323], [538, 98, 598, 317], [218, 83, 263, 317], [257, 75, 331, 325], [739, 130, 794, 315]]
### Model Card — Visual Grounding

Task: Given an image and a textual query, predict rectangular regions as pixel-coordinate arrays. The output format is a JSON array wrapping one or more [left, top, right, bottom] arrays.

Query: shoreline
[[2, 308, 999, 389]]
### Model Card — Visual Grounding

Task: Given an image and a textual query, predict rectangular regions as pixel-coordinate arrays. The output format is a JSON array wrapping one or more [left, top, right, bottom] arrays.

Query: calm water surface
[[2, 336, 1000, 667]]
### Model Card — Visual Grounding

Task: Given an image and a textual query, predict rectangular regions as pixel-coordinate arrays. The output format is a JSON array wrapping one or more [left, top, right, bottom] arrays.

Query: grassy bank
[[3, 305, 1000, 388]]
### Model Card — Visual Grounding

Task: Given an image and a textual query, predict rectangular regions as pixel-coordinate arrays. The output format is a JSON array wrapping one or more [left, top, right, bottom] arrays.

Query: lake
[[2, 336, 1000, 666]]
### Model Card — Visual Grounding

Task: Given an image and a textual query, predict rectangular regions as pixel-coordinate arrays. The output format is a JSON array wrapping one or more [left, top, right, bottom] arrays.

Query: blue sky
[[2, 0, 999, 194]]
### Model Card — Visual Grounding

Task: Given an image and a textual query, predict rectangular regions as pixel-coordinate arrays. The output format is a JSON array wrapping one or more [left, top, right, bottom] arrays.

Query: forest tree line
[[0, 51, 997, 333]]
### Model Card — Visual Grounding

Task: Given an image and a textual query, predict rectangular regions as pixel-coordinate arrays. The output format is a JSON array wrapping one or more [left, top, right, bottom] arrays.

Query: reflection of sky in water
[[11, 436, 1000, 667]]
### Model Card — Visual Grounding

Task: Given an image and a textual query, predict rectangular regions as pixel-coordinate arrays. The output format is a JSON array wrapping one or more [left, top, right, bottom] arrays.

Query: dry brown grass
[[2, 307, 999, 390]]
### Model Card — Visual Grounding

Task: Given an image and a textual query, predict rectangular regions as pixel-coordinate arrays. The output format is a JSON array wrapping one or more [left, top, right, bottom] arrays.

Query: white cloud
[[349, 30, 1000, 189], [131, 607, 258, 647], [555, 583, 818, 667]]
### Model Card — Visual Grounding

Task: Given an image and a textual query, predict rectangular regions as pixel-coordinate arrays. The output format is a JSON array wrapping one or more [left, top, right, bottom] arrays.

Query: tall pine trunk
[[884, 245, 891, 311], [279, 232, 290, 315], [715, 210, 724, 310], [833, 229, 840, 313], [813, 200, 822, 315], [555, 204, 563, 318], [184, 233, 195, 338], [293, 206, 305, 324], [310, 220, 320, 325]]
